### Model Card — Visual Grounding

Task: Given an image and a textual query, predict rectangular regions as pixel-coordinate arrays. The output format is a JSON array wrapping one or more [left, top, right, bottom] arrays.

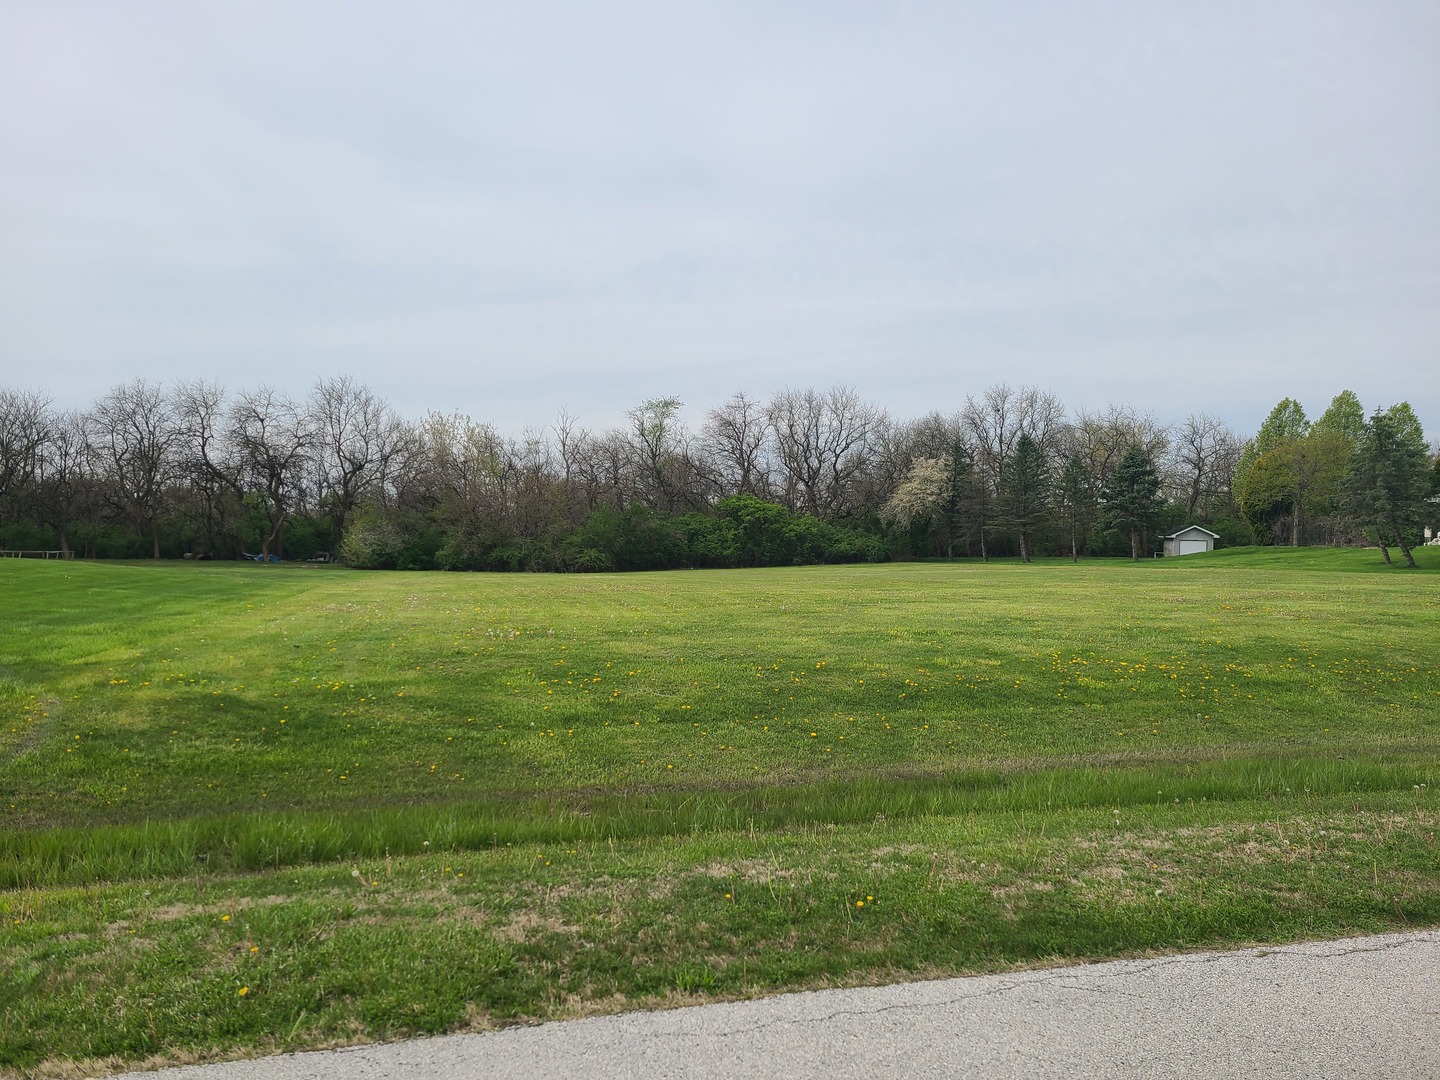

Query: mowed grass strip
[[3, 794, 1436, 1076], [3, 552, 1437, 827], [1, 551, 1438, 1074]]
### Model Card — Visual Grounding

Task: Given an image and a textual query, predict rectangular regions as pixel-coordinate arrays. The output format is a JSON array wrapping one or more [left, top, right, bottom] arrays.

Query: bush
[[342, 497, 886, 574], [1208, 517, 1250, 550], [341, 514, 444, 570], [716, 494, 799, 566], [677, 513, 739, 568]]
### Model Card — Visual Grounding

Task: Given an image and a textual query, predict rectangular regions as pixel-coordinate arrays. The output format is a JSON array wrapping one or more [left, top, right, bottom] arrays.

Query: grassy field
[[2, 550, 1438, 1075]]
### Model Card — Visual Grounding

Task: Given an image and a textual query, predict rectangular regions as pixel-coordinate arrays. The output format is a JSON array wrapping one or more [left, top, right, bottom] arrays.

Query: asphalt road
[[108, 930, 1439, 1079]]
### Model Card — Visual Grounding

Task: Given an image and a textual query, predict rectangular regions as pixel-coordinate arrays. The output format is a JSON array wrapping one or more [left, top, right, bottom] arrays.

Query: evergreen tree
[[953, 444, 994, 560], [999, 433, 1050, 562], [940, 440, 974, 558], [1102, 445, 1162, 561], [1345, 406, 1431, 568], [1054, 452, 1096, 562]]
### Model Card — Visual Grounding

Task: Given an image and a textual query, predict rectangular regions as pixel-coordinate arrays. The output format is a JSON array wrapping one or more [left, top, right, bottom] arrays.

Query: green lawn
[[2, 550, 1438, 1075]]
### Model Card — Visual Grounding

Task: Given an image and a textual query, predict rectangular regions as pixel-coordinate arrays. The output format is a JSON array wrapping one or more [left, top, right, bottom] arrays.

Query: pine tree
[[1102, 445, 1162, 561], [1345, 406, 1430, 568], [940, 440, 974, 559], [1055, 452, 1096, 562], [999, 433, 1050, 562]]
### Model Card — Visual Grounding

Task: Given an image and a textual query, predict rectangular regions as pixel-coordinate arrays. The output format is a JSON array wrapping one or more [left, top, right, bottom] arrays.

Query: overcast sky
[[2, 1, 1436, 440]]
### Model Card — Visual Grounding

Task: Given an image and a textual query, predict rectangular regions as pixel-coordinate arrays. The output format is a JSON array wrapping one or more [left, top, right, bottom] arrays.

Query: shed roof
[[1162, 525, 1220, 539]]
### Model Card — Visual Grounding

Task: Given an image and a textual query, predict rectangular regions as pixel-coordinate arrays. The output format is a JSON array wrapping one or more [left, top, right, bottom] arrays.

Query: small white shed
[[1162, 525, 1219, 557]]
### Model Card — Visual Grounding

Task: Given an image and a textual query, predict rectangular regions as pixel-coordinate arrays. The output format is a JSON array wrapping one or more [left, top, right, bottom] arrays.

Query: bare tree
[[33, 410, 91, 555], [0, 388, 52, 518], [767, 385, 884, 518], [894, 412, 965, 468], [553, 409, 583, 489], [701, 392, 772, 498], [962, 384, 1068, 483], [1067, 403, 1171, 493], [580, 429, 636, 511], [1017, 386, 1069, 463], [173, 380, 244, 556], [308, 376, 409, 551], [90, 379, 180, 558], [1169, 413, 1242, 519], [512, 427, 565, 539], [626, 397, 696, 511], [961, 385, 1020, 511], [227, 387, 314, 559]]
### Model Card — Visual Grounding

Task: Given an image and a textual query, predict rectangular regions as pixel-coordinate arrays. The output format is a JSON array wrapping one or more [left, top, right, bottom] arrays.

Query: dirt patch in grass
[[492, 909, 581, 943], [137, 893, 298, 924], [701, 858, 799, 883]]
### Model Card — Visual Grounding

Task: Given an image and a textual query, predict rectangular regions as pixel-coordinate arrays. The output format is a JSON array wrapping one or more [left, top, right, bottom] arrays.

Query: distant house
[[1162, 525, 1219, 557]]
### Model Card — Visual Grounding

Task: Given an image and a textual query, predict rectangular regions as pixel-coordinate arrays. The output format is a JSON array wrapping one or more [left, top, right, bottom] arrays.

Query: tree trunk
[[330, 506, 347, 553], [1375, 530, 1392, 564], [1130, 528, 1140, 561], [266, 523, 281, 559], [1018, 532, 1029, 563], [1396, 535, 1416, 568], [1070, 521, 1078, 563], [151, 519, 161, 559]]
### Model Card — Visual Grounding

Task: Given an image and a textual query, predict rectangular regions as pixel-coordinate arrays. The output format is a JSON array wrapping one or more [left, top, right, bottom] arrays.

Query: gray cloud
[[1, 1, 1436, 438]]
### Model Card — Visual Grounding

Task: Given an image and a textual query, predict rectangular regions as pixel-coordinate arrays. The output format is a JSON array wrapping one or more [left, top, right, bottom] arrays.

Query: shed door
[[1178, 539, 1208, 555]]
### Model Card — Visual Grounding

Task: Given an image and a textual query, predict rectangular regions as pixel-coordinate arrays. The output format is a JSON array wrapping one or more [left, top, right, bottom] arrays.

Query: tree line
[[0, 379, 1434, 570]]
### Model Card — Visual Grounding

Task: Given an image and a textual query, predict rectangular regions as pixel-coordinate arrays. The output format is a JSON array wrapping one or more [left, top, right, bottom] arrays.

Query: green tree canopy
[[1313, 390, 1366, 445], [1235, 398, 1310, 520], [1235, 396, 1355, 546]]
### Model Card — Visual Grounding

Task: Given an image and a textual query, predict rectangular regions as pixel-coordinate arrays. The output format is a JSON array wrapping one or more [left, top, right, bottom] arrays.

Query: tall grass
[[5, 752, 1431, 888]]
